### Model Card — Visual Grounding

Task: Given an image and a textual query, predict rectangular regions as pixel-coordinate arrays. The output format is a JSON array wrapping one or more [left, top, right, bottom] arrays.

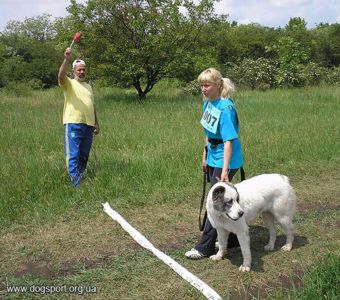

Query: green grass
[[1, 82, 210, 224], [1, 84, 339, 226], [0, 83, 339, 299], [288, 253, 340, 300], [237, 87, 340, 175]]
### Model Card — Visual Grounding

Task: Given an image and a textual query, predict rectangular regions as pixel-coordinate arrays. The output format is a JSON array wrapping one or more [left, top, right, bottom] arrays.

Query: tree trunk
[[132, 75, 156, 101], [137, 90, 146, 101], [132, 76, 146, 101], [132, 66, 161, 101]]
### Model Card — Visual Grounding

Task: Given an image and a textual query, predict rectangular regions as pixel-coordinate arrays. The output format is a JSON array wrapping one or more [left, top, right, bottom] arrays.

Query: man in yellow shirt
[[58, 47, 100, 187]]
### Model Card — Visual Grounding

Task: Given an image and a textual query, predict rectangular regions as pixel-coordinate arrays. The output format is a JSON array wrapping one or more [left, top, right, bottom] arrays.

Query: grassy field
[[0, 82, 339, 299]]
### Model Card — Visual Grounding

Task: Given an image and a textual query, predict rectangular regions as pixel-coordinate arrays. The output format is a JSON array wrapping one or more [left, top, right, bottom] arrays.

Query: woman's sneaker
[[185, 249, 207, 259]]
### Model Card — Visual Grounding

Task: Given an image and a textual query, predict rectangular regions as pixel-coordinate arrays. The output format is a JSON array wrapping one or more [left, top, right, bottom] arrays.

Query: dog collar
[[234, 186, 240, 203]]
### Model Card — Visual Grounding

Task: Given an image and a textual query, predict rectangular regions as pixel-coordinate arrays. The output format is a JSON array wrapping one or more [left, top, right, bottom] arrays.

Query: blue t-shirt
[[200, 98, 243, 169]]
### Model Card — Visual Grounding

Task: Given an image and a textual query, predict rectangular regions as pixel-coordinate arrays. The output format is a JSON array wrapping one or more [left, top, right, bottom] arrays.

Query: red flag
[[70, 32, 81, 48]]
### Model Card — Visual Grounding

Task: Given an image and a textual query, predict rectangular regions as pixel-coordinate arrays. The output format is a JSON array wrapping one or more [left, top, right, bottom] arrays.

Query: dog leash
[[240, 166, 246, 181], [198, 170, 207, 232]]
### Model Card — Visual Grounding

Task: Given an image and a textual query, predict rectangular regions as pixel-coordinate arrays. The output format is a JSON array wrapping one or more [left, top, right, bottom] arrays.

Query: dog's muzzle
[[226, 210, 244, 221]]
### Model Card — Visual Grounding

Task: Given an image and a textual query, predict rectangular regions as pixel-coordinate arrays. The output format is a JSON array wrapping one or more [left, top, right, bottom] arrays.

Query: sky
[[0, 0, 339, 31]]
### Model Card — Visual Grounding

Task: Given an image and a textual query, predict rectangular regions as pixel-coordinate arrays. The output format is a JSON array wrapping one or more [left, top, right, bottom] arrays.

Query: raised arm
[[58, 47, 72, 85]]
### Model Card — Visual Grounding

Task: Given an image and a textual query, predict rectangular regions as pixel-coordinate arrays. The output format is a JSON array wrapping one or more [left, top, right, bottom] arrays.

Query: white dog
[[206, 174, 296, 272]]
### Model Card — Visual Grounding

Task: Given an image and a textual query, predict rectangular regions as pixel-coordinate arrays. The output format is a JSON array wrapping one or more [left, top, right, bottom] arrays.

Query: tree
[[64, 0, 217, 100], [0, 14, 59, 88], [274, 36, 310, 68], [310, 24, 340, 67], [2, 14, 56, 41], [267, 36, 310, 87], [285, 17, 307, 32]]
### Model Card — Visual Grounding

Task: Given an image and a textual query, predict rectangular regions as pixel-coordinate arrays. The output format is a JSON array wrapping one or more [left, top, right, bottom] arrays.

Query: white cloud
[[337, 10, 340, 23], [214, 0, 340, 28], [0, 0, 339, 31], [267, 0, 308, 7], [0, 0, 71, 30]]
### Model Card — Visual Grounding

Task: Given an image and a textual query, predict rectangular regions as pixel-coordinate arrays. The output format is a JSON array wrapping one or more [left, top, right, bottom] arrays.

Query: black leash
[[198, 166, 246, 231], [198, 170, 208, 231], [240, 166, 246, 181]]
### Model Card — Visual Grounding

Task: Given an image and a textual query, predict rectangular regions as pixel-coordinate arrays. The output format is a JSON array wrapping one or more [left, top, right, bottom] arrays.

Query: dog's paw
[[209, 254, 222, 261], [239, 265, 251, 272], [264, 244, 274, 251], [281, 244, 292, 251]]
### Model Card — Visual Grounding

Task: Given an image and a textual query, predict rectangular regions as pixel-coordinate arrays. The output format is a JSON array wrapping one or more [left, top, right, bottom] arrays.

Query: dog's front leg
[[238, 229, 251, 272], [210, 227, 229, 261]]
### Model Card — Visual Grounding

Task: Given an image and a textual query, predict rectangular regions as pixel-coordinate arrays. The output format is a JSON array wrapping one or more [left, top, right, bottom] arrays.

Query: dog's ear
[[212, 186, 225, 202]]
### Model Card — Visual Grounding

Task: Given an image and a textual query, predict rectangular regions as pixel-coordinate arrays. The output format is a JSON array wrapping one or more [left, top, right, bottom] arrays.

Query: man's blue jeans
[[64, 123, 94, 187]]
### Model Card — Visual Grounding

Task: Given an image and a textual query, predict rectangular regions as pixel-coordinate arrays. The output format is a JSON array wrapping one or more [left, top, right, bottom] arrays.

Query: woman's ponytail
[[221, 77, 235, 99]]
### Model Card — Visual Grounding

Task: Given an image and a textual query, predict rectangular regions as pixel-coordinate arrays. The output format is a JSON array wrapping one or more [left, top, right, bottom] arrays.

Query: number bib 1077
[[200, 102, 221, 134]]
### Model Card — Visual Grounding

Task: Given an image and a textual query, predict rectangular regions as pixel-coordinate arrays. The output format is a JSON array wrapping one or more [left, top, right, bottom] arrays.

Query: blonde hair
[[197, 68, 235, 99]]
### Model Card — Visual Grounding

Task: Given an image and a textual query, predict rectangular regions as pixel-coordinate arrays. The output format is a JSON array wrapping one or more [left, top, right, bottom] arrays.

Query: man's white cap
[[72, 59, 86, 69]]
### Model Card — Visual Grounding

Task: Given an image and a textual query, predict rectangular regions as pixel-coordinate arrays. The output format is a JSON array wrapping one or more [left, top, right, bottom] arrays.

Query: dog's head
[[211, 182, 244, 221]]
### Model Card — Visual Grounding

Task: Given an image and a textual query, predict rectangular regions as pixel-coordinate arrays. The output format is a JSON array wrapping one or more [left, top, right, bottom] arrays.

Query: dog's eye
[[223, 200, 233, 208]]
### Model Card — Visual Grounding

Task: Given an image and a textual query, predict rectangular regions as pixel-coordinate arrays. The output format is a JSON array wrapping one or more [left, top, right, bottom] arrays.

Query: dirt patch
[[9, 237, 195, 281], [0, 201, 330, 281], [13, 250, 120, 279], [230, 267, 304, 299], [0, 205, 197, 282], [13, 262, 55, 279], [298, 202, 340, 211], [279, 268, 304, 291], [1, 177, 339, 299]]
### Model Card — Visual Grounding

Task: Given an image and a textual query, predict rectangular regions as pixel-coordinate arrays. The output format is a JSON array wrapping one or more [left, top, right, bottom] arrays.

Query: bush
[[27, 78, 44, 90], [225, 58, 278, 91], [297, 62, 326, 86], [4, 81, 32, 97], [181, 79, 201, 95], [275, 68, 302, 88], [224, 59, 340, 90], [323, 67, 340, 85], [276, 63, 340, 88]]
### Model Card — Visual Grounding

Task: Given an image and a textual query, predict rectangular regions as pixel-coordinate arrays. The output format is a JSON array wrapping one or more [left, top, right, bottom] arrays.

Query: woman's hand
[[222, 140, 232, 182], [202, 144, 207, 173], [201, 158, 207, 173], [221, 169, 229, 182]]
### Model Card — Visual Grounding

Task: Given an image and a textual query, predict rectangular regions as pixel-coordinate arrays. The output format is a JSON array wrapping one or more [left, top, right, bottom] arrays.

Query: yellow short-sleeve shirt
[[59, 77, 95, 126]]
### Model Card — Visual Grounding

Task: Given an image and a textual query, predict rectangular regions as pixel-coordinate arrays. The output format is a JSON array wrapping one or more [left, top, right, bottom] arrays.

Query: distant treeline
[[0, 0, 339, 99]]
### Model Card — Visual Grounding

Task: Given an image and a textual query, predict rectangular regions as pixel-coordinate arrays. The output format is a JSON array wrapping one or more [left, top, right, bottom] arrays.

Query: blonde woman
[[185, 68, 244, 259]]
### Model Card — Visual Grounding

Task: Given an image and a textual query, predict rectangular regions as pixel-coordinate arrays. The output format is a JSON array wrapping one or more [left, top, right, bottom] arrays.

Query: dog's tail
[[280, 175, 297, 214], [280, 174, 289, 183]]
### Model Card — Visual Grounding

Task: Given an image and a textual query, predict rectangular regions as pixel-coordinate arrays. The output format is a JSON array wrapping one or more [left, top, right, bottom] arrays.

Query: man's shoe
[[71, 175, 81, 188]]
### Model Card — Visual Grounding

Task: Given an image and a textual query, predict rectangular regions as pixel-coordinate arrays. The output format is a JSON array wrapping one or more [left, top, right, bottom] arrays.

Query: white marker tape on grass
[[102, 202, 222, 300]]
